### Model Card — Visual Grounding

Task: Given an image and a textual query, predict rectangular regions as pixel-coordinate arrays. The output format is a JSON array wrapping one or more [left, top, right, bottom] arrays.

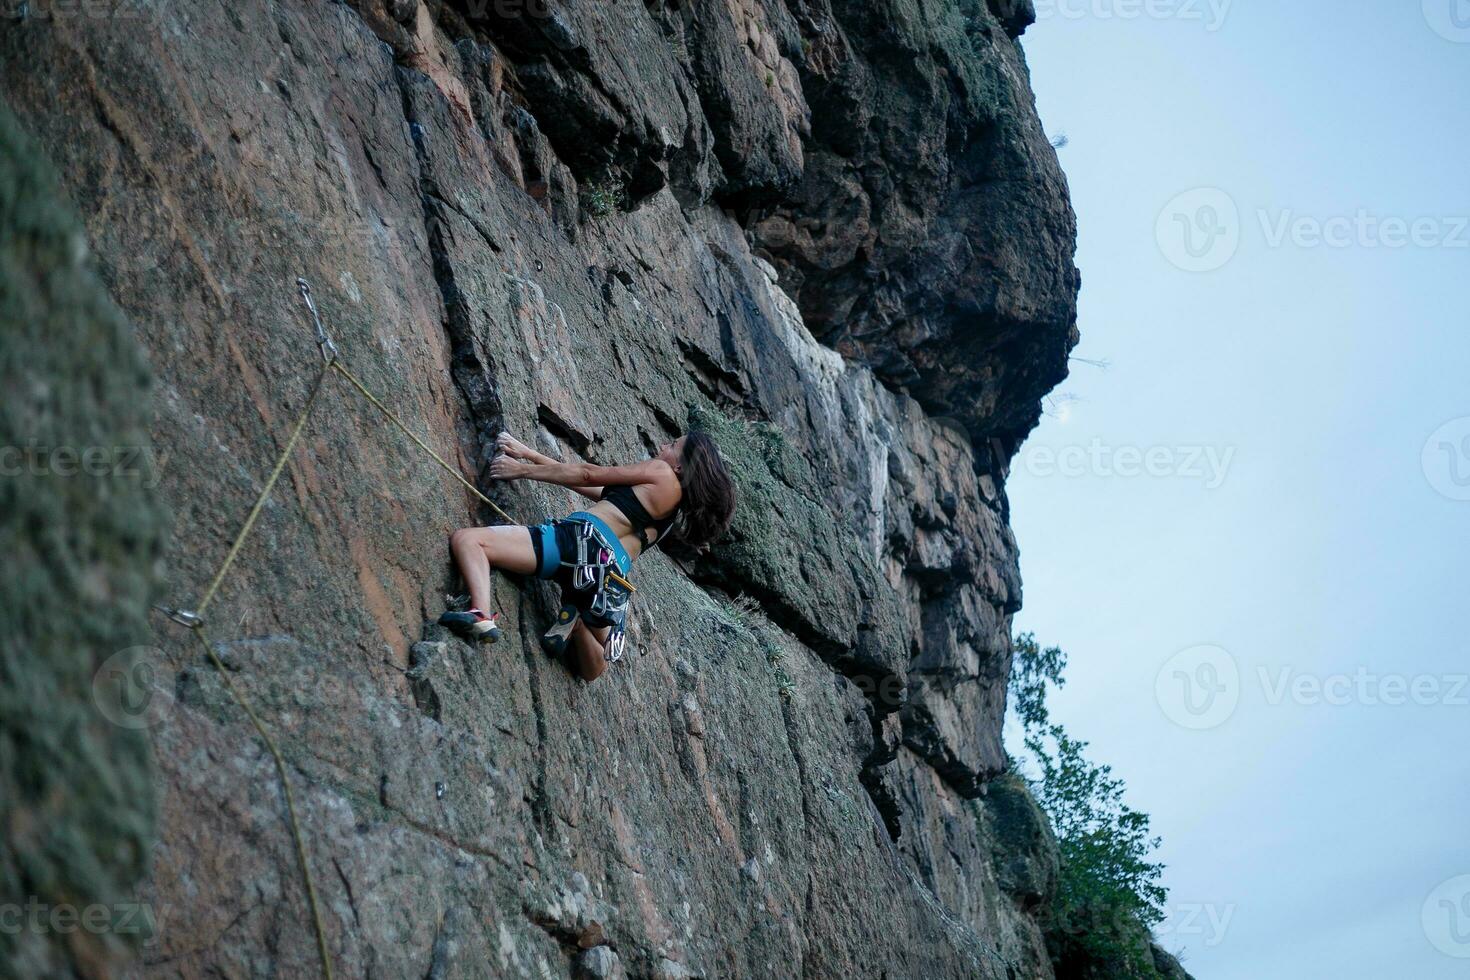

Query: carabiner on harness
[[563, 520, 634, 662]]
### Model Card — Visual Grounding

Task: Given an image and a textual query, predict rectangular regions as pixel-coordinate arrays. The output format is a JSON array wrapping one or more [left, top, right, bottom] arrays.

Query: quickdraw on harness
[[564, 519, 636, 663]]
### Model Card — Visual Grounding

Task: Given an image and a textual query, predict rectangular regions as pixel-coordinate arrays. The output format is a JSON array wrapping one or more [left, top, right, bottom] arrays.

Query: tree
[[1011, 634, 1170, 977]]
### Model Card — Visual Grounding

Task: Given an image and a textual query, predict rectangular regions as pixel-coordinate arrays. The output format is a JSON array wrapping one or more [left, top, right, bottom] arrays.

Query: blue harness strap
[[535, 523, 561, 579]]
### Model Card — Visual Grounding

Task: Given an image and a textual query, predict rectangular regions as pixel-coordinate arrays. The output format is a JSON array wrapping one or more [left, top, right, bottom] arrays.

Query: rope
[[191, 625, 334, 979], [330, 361, 515, 524], [158, 358, 338, 979], [156, 279, 520, 979], [195, 359, 334, 618]]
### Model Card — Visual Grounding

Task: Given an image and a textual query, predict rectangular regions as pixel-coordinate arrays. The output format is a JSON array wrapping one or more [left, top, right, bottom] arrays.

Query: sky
[[1008, 2, 1470, 977]]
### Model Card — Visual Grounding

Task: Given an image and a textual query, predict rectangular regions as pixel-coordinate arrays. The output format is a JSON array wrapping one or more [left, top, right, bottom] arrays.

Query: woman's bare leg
[[569, 619, 611, 682], [449, 525, 538, 612]]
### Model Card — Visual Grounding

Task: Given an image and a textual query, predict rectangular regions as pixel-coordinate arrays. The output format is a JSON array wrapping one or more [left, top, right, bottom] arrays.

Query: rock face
[[1, 0, 1094, 976], [749, 0, 1080, 446], [0, 106, 166, 978]]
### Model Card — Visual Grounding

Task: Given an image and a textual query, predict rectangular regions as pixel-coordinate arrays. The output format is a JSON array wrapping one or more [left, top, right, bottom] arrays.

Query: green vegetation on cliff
[[1012, 633, 1180, 978]]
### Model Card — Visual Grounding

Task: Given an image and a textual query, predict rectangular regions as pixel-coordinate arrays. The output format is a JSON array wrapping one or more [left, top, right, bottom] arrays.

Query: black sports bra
[[600, 484, 679, 551]]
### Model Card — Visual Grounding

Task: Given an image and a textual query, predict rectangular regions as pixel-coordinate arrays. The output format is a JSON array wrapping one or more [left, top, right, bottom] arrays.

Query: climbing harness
[[563, 518, 636, 662], [149, 278, 542, 979]]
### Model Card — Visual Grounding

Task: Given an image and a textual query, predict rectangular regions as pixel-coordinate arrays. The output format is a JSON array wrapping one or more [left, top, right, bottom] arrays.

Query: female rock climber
[[439, 430, 737, 681]]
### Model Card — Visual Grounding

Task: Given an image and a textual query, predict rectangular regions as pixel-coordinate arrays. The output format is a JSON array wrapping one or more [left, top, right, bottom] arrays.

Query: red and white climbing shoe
[[438, 608, 502, 643]]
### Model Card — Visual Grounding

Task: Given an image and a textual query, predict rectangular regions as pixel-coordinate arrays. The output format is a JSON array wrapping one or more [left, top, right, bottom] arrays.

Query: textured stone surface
[[750, 0, 1079, 445], [1, 0, 1110, 977], [0, 104, 166, 978]]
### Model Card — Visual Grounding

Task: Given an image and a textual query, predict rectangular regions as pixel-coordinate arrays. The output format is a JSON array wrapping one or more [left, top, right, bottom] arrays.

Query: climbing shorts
[[527, 511, 632, 627]]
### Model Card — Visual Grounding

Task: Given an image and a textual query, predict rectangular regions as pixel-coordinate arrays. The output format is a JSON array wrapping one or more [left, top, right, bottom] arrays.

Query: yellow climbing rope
[[193, 359, 335, 619], [188, 623, 334, 978], [331, 360, 514, 525], [154, 279, 521, 979]]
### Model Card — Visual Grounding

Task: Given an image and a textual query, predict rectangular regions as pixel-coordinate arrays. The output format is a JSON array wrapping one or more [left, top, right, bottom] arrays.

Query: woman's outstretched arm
[[495, 432, 602, 500], [489, 454, 678, 496]]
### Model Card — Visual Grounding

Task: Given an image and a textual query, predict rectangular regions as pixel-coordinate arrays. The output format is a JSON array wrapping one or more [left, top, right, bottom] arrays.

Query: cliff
[[2, 0, 1103, 976]]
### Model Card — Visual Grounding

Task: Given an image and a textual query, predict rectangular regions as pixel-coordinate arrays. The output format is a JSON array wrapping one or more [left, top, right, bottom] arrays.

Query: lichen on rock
[[0, 103, 166, 978]]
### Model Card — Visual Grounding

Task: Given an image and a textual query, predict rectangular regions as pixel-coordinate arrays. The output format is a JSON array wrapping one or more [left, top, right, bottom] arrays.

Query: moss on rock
[[0, 102, 166, 977], [686, 403, 908, 683]]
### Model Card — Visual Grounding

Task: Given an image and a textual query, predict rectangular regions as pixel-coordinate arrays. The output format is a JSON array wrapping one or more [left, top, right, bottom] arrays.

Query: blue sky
[[1009, 3, 1470, 976]]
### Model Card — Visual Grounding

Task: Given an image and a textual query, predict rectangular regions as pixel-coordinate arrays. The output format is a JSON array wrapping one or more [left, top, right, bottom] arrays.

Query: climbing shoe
[[541, 604, 579, 657], [438, 608, 502, 643]]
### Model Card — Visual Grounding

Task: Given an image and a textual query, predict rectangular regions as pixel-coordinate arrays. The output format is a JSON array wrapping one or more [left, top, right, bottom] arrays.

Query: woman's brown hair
[[675, 431, 736, 550]]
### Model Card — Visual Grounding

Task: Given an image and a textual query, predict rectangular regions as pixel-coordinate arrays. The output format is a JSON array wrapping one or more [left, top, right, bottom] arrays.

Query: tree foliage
[[1011, 632, 1067, 731], [1011, 633, 1171, 977]]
